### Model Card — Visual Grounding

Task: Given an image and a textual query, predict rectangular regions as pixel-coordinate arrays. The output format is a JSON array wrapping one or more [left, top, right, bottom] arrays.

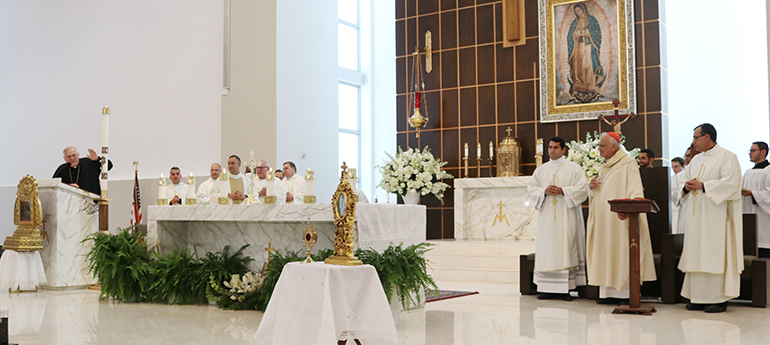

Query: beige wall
[[221, 0, 278, 167]]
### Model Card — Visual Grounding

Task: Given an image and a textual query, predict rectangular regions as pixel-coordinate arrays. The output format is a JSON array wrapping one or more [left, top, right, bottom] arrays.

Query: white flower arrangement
[[566, 131, 640, 181], [377, 146, 453, 202], [222, 272, 262, 302]]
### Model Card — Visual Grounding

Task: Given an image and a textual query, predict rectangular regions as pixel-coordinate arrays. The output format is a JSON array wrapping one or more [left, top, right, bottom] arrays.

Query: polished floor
[[4, 281, 770, 344]]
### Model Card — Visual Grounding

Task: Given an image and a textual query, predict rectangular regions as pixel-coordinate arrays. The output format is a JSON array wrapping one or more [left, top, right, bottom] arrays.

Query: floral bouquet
[[377, 146, 453, 203], [566, 131, 640, 180], [208, 272, 262, 310]]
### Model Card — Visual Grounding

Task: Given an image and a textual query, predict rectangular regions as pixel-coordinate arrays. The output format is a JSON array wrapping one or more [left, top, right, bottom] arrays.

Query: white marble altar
[[454, 176, 537, 240], [37, 179, 99, 289], [147, 203, 426, 272]]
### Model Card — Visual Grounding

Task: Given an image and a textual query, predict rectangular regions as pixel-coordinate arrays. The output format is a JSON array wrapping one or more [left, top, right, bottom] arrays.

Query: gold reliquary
[[4, 175, 44, 251], [497, 127, 522, 177], [324, 162, 362, 266]]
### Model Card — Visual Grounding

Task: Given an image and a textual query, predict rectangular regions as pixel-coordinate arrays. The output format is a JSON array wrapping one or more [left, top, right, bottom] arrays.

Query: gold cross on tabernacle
[[264, 243, 277, 262], [505, 127, 513, 137]]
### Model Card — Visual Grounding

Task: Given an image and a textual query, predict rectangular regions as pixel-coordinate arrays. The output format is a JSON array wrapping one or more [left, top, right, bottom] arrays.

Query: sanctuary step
[[426, 239, 535, 285]]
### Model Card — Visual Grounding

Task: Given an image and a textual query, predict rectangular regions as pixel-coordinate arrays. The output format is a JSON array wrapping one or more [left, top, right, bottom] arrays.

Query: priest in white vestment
[[586, 132, 656, 304], [252, 160, 287, 204], [742, 141, 770, 257], [227, 155, 251, 204], [527, 137, 588, 301], [678, 123, 743, 313], [282, 161, 305, 204], [197, 163, 222, 205], [165, 167, 187, 205], [670, 157, 685, 234]]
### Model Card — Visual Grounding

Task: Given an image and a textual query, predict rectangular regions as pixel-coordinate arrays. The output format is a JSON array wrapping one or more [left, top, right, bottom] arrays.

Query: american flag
[[130, 169, 142, 227]]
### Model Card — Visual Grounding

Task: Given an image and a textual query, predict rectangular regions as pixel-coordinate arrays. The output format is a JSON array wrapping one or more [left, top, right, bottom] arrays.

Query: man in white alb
[[227, 155, 252, 204], [165, 167, 187, 205], [527, 137, 588, 301], [252, 160, 287, 204], [670, 157, 685, 234], [678, 123, 743, 313], [586, 132, 656, 304], [197, 163, 222, 205], [742, 141, 770, 258], [282, 161, 305, 204]]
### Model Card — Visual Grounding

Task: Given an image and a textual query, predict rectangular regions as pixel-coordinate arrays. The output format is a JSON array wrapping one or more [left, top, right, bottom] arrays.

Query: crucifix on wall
[[599, 99, 637, 135], [503, 0, 526, 47]]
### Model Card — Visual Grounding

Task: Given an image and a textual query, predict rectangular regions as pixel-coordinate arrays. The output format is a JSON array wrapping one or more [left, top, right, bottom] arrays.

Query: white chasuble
[[586, 150, 656, 291], [677, 144, 743, 301], [742, 163, 770, 249], [527, 157, 588, 272], [165, 183, 187, 204]]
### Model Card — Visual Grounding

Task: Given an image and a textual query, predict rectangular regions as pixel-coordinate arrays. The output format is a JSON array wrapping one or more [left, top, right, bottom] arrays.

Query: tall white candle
[[102, 106, 110, 148], [464, 143, 469, 159], [306, 180, 314, 196], [536, 139, 544, 155], [489, 142, 494, 159], [158, 174, 166, 201], [186, 173, 195, 203], [477, 143, 481, 158], [266, 169, 274, 197]]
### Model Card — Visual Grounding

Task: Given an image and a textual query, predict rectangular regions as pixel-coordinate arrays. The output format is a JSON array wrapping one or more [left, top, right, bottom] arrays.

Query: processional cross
[[598, 99, 636, 135]]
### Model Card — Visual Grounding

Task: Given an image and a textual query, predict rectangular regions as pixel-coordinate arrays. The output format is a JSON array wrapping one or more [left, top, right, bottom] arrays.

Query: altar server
[[742, 141, 770, 258], [678, 123, 743, 313], [197, 163, 222, 205], [252, 160, 287, 204], [527, 137, 588, 301], [227, 155, 252, 204], [586, 132, 656, 304], [282, 161, 305, 204], [670, 157, 685, 234], [165, 167, 187, 205]]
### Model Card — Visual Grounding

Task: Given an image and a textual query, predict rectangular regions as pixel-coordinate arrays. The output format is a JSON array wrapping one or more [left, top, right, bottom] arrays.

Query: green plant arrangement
[[207, 272, 263, 310], [355, 242, 439, 310], [83, 227, 155, 302]]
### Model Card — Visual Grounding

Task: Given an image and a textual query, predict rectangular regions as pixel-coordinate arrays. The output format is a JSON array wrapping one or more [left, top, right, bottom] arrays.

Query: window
[[338, 0, 363, 176]]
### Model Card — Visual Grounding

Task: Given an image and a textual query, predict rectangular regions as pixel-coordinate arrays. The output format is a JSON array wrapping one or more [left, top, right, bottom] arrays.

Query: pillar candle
[[186, 173, 196, 202], [536, 139, 544, 155], [158, 174, 166, 200], [477, 143, 481, 158], [266, 169, 274, 197]]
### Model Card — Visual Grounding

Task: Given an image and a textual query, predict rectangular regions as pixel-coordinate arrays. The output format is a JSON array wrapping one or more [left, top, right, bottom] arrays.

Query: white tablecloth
[[0, 250, 47, 291], [255, 262, 398, 345]]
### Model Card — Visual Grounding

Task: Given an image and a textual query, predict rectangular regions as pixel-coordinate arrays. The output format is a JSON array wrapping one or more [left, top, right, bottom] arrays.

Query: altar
[[454, 176, 537, 240], [146, 203, 426, 272]]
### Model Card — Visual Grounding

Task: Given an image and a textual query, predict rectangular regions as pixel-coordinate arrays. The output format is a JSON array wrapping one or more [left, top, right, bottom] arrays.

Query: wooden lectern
[[608, 198, 659, 315]]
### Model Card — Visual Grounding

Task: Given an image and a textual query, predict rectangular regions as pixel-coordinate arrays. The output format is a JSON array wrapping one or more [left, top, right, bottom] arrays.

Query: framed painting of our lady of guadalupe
[[539, 0, 636, 122]]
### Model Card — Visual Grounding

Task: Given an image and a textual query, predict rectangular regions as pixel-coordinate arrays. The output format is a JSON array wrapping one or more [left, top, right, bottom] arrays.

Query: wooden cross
[[264, 243, 277, 262], [598, 99, 636, 135]]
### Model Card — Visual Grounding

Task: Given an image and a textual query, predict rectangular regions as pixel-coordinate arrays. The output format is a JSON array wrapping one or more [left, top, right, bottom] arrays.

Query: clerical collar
[[754, 161, 770, 169]]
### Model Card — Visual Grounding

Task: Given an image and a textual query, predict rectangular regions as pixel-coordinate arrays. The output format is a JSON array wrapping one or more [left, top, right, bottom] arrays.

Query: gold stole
[[229, 177, 244, 204]]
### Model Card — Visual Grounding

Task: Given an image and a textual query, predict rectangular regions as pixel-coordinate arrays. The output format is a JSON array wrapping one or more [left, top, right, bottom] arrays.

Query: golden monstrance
[[324, 162, 362, 266]]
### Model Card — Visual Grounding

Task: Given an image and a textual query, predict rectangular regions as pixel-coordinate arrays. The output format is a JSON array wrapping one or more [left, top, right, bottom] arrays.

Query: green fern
[[83, 227, 154, 302]]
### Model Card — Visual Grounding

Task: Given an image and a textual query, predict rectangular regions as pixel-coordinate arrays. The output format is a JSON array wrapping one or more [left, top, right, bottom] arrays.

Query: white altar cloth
[[254, 262, 398, 345], [147, 204, 426, 272], [454, 176, 537, 240], [0, 251, 47, 291]]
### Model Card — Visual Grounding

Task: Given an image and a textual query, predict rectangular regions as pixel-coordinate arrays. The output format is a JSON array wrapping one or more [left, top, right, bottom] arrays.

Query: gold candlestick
[[464, 157, 469, 178], [476, 157, 482, 177]]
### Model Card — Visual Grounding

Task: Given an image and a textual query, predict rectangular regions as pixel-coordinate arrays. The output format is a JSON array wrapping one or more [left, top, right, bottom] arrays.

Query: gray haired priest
[[586, 132, 656, 304], [678, 123, 743, 313], [527, 136, 588, 301], [252, 159, 287, 204]]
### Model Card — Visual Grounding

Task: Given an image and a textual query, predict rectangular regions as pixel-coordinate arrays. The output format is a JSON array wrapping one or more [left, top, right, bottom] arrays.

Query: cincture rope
[[691, 165, 705, 216]]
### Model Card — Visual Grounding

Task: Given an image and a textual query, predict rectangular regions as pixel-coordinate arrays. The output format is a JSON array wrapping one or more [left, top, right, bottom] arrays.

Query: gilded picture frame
[[539, 0, 636, 122]]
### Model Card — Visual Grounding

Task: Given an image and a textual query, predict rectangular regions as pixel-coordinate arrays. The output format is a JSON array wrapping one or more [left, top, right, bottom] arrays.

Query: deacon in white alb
[[282, 161, 305, 204], [197, 163, 222, 205], [742, 141, 770, 258], [252, 159, 287, 204], [678, 123, 743, 313], [226, 155, 252, 204], [165, 167, 187, 205], [527, 137, 588, 301]]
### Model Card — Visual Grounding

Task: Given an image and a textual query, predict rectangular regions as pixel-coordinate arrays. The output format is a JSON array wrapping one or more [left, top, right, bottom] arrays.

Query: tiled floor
[[4, 281, 770, 344]]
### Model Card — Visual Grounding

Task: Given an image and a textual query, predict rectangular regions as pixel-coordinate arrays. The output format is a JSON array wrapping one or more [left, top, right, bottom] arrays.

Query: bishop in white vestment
[[678, 124, 743, 313], [197, 163, 222, 205], [527, 137, 588, 300], [742, 142, 770, 257], [586, 133, 656, 303]]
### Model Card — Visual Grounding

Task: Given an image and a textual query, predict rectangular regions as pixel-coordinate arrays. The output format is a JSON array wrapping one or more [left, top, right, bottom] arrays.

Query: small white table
[[255, 262, 398, 345]]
